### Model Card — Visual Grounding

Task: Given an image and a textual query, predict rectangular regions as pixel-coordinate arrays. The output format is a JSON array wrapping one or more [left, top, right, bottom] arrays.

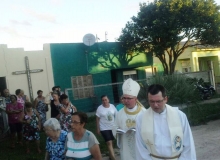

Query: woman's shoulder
[[85, 130, 96, 137], [85, 130, 99, 143], [110, 103, 116, 108], [61, 129, 68, 135], [96, 105, 104, 112], [60, 130, 68, 138]]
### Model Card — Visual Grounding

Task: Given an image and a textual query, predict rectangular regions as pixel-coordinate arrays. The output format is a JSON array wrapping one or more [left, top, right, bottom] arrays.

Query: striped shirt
[[65, 130, 99, 160]]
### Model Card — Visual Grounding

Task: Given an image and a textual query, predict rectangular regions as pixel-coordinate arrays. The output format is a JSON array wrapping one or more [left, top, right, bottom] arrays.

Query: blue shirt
[[46, 130, 67, 160]]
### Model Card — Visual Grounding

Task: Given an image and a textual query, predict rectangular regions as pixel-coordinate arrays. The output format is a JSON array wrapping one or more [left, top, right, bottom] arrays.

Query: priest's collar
[[124, 104, 142, 115], [153, 105, 167, 115], [126, 105, 138, 112]]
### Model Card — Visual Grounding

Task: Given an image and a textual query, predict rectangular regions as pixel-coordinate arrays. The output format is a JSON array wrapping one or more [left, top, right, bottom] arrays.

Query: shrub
[[138, 74, 201, 108]]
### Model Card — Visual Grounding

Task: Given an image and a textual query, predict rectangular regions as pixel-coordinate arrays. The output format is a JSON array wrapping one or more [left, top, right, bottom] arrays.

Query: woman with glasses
[[65, 112, 102, 160], [96, 95, 117, 160], [44, 118, 68, 160]]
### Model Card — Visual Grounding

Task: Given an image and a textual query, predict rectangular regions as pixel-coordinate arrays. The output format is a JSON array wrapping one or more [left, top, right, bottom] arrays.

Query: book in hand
[[116, 127, 136, 134]]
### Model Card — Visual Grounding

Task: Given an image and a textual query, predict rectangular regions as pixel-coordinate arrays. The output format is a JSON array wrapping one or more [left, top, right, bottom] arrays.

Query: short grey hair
[[43, 118, 61, 130]]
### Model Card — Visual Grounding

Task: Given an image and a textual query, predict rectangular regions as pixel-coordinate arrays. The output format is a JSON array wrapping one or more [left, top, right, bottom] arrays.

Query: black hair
[[37, 90, 43, 94], [15, 89, 21, 95], [147, 84, 166, 97], [25, 102, 32, 108], [60, 94, 68, 100], [10, 94, 17, 100], [100, 95, 108, 100], [52, 90, 60, 96], [72, 112, 88, 124]]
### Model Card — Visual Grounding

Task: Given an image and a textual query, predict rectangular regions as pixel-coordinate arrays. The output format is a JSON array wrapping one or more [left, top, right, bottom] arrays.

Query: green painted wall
[[50, 42, 152, 112]]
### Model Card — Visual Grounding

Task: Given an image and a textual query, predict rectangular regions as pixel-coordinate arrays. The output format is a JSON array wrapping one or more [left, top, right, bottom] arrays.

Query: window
[[181, 60, 191, 73], [123, 70, 137, 80], [71, 75, 94, 99]]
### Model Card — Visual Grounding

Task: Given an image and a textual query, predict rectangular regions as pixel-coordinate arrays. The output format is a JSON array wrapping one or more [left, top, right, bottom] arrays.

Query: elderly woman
[[44, 118, 67, 160], [21, 90, 30, 102], [6, 95, 23, 148], [65, 112, 102, 160]]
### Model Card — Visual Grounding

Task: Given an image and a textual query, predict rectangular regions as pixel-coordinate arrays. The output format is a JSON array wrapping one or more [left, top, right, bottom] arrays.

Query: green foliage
[[118, 0, 220, 74], [0, 132, 47, 160], [138, 74, 201, 107], [182, 101, 220, 126]]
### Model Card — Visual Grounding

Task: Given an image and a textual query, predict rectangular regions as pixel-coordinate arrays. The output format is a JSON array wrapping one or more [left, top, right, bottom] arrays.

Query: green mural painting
[[85, 42, 149, 74]]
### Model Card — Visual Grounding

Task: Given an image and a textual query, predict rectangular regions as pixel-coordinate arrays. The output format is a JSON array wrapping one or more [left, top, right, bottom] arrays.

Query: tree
[[118, 0, 220, 74]]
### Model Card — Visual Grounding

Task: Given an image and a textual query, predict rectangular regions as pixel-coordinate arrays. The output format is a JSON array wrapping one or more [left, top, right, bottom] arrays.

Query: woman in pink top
[[15, 89, 25, 108], [6, 95, 23, 148]]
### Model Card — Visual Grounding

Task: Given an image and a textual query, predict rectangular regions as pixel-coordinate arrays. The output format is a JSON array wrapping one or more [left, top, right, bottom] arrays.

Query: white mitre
[[122, 78, 140, 97]]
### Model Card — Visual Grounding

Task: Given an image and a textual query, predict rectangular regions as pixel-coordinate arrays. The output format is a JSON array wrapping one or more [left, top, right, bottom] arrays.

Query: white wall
[[0, 44, 54, 102]]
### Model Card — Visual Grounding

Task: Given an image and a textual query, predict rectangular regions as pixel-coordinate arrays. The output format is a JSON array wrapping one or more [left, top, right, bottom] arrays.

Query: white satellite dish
[[83, 33, 96, 46]]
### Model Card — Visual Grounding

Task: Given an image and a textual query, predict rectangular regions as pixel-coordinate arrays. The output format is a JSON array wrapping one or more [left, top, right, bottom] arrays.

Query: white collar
[[126, 104, 138, 112]]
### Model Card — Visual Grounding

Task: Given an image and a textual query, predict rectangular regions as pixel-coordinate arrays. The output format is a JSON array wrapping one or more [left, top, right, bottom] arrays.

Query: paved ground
[[100, 98, 220, 160], [100, 119, 220, 160], [192, 119, 220, 160]]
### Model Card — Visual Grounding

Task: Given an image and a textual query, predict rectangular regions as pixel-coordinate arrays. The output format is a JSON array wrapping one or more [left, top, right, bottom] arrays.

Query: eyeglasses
[[122, 97, 135, 100], [71, 121, 81, 125], [149, 99, 164, 104]]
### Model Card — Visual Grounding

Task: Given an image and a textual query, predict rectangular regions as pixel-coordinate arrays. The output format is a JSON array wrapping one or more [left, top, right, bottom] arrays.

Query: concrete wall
[[0, 44, 54, 102]]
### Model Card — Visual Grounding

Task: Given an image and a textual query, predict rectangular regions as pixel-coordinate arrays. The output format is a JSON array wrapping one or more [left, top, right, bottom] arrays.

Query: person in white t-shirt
[[96, 95, 117, 160]]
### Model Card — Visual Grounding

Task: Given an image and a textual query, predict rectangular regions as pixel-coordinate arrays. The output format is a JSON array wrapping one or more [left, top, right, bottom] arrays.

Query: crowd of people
[[0, 79, 197, 160]]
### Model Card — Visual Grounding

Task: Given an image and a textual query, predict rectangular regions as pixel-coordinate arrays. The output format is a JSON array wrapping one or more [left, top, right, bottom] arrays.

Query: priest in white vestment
[[135, 84, 196, 160], [114, 78, 146, 160]]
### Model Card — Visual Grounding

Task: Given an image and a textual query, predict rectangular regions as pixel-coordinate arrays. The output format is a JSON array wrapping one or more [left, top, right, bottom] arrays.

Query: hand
[[72, 106, 77, 112]]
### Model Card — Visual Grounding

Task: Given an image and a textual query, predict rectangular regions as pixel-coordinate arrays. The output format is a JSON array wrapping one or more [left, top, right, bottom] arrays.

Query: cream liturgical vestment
[[135, 105, 196, 160], [114, 103, 146, 160]]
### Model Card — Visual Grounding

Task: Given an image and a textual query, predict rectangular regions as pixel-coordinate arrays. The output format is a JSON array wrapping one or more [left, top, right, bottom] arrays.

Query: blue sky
[[0, 0, 220, 50]]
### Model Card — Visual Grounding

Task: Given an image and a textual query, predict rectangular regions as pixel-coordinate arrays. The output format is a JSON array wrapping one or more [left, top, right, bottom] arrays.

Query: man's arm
[[135, 112, 152, 160]]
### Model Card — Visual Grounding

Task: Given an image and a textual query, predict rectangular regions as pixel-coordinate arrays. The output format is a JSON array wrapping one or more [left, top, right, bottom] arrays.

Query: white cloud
[[0, 26, 19, 36], [22, 8, 57, 23], [10, 20, 32, 26], [11, 5, 57, 24], [49, 0, 63, 6]]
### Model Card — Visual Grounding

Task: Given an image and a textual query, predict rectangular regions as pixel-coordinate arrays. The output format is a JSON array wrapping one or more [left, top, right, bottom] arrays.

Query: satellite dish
[[83, 33, 96, 46]]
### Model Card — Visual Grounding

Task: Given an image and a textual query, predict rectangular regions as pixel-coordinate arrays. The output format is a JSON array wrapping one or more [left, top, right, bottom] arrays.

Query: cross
[[12, 56, 43, 102]]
